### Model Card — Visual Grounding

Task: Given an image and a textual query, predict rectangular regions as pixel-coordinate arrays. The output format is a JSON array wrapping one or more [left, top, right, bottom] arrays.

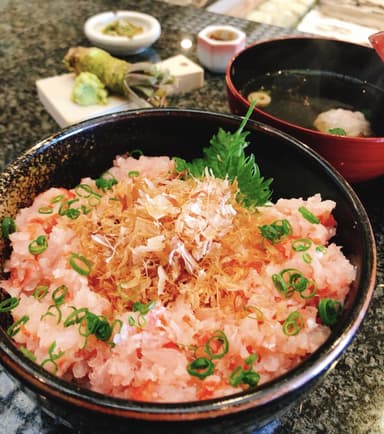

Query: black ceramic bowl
[[0, 109, 376, 433]]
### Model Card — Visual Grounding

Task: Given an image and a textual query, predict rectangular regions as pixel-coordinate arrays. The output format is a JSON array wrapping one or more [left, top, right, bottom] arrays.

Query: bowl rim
[[0, 108, 377, 421], [225, 35, 384, 144]]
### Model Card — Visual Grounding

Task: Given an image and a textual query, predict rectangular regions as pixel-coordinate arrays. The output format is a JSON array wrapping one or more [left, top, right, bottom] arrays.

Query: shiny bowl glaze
[[226, 36, 384, 183], [0, 109, 376, 433]]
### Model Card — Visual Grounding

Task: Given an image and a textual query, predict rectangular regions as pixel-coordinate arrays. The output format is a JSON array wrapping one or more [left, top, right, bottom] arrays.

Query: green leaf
[[174, 102, 273, 207]]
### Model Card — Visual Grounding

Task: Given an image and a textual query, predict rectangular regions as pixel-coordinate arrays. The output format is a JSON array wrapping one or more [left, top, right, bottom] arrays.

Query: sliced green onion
[[0, 296, 19, 312], [229, 365, 260, 387], [41, 341, 64, 374], [229, 365, 244, 386], [69, 253, 93, 276], [187, 357, 214, 380], [66, 208, 81, 220], [28, 235, 48, 255], [205, 330, 229, 360], [259, 219, 292, 244], [7, 315, 29, 337], [63, 307, 88, 327], [273, 268, 316, 299], [245, 353, 258, 365], [128, 170, 140, 177], [292, 238, 312, 252], [95, 172, 118, 191], [302, 253, 312, 264], [38, 206, 54, 215], [19, 345, 37, 362], [2, 217, 16, 239], [58, 199, 80, 216], [132, 300, 156, 315], [33, 285, 49, 301], [282, 311, 304, 336], [318, 298, 342, 326], [51, 194, 64, 204], [316, 245, 327, 254], [298, 207, 319, 224], [92, 315, 112, 342], [244, 305, 264, 321], [130, 149, 143, 159], [242, 370, 260, 387], [52, 285, 68, 305]]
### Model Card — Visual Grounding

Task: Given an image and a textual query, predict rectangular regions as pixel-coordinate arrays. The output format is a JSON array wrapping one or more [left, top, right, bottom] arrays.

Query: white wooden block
[[157, 54, 205, 94], [36, 73, 135, 128]]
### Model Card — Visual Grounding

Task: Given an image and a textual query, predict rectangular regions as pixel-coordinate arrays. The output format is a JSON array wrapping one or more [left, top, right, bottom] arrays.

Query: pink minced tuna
[[1, 155, 355, 402]]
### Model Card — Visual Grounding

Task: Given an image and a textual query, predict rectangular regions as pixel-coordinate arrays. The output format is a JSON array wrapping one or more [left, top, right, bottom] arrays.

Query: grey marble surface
[[0, 0, 383, 433]]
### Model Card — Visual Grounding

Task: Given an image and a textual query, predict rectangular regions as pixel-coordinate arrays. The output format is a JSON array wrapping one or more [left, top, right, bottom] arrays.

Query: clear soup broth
[[241, 69, 384, 137]]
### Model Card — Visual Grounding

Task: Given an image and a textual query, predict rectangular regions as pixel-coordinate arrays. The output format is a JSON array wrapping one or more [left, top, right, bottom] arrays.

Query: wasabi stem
[[64, 46, 172, 107]]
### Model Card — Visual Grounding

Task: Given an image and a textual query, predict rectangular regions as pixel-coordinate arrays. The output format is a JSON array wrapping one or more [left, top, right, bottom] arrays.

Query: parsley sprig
[[174, 102, 273, 207]]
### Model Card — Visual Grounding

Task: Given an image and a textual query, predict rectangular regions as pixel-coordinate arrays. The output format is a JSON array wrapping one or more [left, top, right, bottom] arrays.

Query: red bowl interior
[[226, 36, 384, 183]]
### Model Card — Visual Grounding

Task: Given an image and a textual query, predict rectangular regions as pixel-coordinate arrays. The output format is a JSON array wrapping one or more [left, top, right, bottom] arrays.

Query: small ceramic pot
[[197, 25, 246, 73]]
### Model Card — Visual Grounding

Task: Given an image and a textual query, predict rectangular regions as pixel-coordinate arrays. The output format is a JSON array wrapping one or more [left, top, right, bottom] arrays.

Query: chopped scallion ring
[[292, 238, 312, 252], [0, 296, 19, 312], [69, 253, 93, 276], [205, 330, 229, 359], [28, 235, 48, 255], [7, 315, 29, 337], [187, 357, 214, 380], [38, 206, 54, 215], [259, 218, 293, 244], [318, 298, 342, 326], [33, 285, 49, 301], [282, 311, 304, 336]]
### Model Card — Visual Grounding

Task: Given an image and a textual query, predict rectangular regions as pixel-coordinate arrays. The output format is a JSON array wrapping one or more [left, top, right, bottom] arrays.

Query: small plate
[[84, 11, 161, 55]]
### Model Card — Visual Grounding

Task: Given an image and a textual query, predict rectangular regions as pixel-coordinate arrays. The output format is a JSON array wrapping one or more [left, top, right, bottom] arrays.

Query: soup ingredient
[[102, 19, 143, 38], [313, 108, 372, 137], [64, 46, 172, 107], [174, 102, 273, 208], [72, 72, 108, 106], [247, 90, 271, 108]]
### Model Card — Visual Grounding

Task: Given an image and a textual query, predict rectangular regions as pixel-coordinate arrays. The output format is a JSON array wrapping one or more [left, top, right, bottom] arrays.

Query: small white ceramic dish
[[84, 11, 161, 55], [196, 25, 246, 73]]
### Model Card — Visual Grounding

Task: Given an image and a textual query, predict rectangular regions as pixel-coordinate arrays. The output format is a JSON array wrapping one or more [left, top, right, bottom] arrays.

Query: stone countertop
[[0, 1, 383, 433]]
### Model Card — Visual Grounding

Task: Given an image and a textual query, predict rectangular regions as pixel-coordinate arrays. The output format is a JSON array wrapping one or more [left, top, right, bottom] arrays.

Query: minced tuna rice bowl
[[0, 151, 355, 403]]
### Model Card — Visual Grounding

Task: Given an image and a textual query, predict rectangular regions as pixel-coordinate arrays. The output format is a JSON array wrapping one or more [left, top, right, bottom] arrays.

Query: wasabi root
[[72, 72, 108, 106], [64, 46, 172, 107]]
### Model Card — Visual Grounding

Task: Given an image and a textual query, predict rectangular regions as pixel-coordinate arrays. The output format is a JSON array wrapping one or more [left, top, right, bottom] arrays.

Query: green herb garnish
[[174, 102, 273, 208], [328, 128, 347, 136]]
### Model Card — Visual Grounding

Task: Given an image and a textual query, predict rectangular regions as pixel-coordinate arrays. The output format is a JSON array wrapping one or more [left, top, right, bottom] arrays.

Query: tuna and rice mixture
[[0, 155, 355, 402]]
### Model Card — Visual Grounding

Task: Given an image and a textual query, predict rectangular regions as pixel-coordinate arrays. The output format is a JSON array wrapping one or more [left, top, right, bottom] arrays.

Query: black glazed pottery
[[0, 109, 376, 433]]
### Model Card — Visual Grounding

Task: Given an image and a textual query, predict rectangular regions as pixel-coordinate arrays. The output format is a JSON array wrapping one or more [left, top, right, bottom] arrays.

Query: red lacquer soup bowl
[[226, 36, 384, 183]]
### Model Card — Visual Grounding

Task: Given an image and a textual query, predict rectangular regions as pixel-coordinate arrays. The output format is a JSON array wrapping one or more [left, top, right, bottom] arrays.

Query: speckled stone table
[[0, 1, 383, 433]]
